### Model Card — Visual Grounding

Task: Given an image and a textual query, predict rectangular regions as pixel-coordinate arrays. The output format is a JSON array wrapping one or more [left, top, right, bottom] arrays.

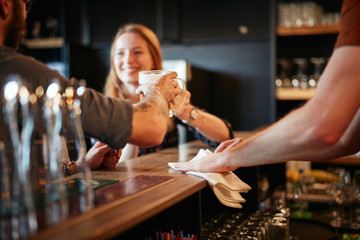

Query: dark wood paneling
[[69, 44, 110, 92], [180, 0, 270, 41], [89, 0, 157, 45], [162, 40, 275, 130]]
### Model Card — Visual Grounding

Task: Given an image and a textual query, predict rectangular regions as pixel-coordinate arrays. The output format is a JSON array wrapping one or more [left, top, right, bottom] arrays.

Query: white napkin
[[168, 149, 251, 208]]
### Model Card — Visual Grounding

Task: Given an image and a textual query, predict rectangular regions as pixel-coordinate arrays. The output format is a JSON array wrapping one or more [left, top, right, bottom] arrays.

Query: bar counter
[[29, 131, 359, 239], [31, 137, 212, 240]]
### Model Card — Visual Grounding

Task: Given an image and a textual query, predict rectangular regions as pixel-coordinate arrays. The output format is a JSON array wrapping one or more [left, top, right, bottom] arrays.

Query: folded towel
[[213, 187, 244, 208], [168, 149, 251, 208], [185, 171, 251, 193]]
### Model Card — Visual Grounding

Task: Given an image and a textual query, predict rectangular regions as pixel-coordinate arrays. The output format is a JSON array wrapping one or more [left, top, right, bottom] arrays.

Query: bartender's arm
[[171, 46, 360, 172], [129, 94, 168, 147], [81, 72, 180, 149], [129, 71, 180, 147], [235, 46, 360, 165], [301, 108, 360, 161]]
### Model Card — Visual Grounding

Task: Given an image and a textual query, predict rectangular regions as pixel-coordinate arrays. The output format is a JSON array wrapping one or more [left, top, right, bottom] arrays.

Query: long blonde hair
[[104, 24, 163, 98]]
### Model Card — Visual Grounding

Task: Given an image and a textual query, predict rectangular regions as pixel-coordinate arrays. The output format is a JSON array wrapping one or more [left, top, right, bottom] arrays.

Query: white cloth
[[168, 149, 251, 208]]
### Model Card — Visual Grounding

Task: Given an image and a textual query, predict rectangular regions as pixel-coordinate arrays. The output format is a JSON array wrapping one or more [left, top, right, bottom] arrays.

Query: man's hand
[[85, 141, 121, 169], [135, 71, 182, 104]]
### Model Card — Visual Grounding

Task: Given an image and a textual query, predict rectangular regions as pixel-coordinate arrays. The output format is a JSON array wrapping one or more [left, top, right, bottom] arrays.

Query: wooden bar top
[[29, 131, 359, 240], [31, 140, 209, 240]]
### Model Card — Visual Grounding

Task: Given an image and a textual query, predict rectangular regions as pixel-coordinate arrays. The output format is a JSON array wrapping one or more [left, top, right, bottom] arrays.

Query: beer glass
[[138, 70, 186, 117]]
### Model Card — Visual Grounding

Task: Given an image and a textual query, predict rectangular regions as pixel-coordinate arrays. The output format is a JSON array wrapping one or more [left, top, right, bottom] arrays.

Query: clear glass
[[41, 82, 70, 225], [292, 58, 308, 89], [275, 59, 292, 88], [277, 2, 323, 27], [269, 215, 289, 240], [325, 167, 351, 227], [138, 70, 187, 117], [0, 140, 13, 240], [353, 170, 360, 203], [201, 211, 272, 240], [351, 170, 360, 228], [308, 57, 326, 88], [2, 77, 38, 238], [59, 79, 94, 215], [1, 77, 94, 237]]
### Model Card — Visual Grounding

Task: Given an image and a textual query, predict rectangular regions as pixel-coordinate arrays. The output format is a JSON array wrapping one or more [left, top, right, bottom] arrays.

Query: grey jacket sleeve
[[81, 88, 133, 149]]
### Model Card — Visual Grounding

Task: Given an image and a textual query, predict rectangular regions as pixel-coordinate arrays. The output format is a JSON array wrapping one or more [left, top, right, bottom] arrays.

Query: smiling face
[[113, 32, 154, 91]]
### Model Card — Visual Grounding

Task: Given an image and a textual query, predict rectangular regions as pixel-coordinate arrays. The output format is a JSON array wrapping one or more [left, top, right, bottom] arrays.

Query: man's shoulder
[[1, 47, 45, 70], [0, 47, 46, 68], [0, 47, 67, 86]]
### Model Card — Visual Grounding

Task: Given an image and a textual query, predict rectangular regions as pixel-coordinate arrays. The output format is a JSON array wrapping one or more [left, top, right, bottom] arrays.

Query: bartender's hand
[[170, 152, 230, 173], [214, 138, 245, 153], [85, 141, 121, 169], [136, 71, 182, 104], [170, 138, 245, 173]]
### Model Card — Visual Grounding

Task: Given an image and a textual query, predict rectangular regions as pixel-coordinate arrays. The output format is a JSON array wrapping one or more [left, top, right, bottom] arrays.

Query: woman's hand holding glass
[[173, 90, 191, 119], [137, 70, 187, 116]]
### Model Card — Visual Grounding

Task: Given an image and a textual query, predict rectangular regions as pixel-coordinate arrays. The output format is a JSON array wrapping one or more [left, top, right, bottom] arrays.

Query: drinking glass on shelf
[[308, 57, 326, 88], [275, 59, 292, 88], [289, 3, 303, 27], [302, 2, 317, 26], [278, 3, 291, 27], [353, 170, 360, 203], [292, 58, 308, 89], [325, 167, 351, 227], [351, 170, 360, 228]]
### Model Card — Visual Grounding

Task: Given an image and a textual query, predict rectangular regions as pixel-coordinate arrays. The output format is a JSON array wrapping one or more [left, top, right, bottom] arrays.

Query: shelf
[[287, 192, 332, 203], [276, 88, 316, 100], [276, 25, 340, 36], [22, 37, 64, 49]]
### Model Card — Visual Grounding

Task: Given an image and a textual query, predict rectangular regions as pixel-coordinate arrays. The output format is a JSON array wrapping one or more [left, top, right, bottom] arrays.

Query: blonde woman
[[103, 23, 233, 161]]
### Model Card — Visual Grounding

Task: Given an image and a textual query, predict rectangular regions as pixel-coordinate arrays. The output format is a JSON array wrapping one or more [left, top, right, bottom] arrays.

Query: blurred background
[[20, 0, 341, 131]]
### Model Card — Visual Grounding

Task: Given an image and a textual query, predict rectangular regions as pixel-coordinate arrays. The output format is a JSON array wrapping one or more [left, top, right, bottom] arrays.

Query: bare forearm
[[225, 48, 360, 168], [189, 111, 231, 142], [129, 93, 168, 147], [225, 105, 343, 168], [300, 109, 360, 161], [176, 104, 231, 142]]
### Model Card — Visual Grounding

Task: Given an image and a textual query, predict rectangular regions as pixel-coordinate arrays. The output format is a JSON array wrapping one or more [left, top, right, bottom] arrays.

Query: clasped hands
[[85, 141, 122, 169]]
